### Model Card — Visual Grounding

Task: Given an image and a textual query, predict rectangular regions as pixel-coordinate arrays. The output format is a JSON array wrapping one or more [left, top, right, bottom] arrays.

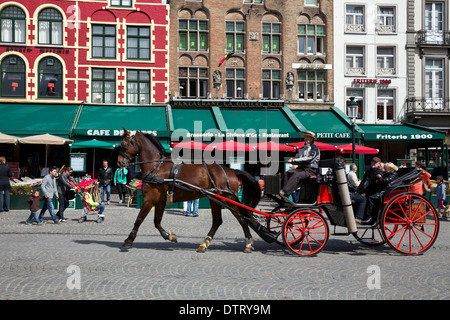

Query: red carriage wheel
[[266, 211, 287, 245], [282, 209, 329, 256], [381, 192, 439, 255]]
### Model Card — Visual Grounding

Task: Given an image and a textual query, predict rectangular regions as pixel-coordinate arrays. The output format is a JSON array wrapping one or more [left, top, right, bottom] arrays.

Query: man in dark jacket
[[57, 166, 75, 222], [362, 162, 399, 226], [280, 131, 320, 197], [98, 160, 113, 204], [0, 156, 12, 211], [357, 157, 383, 197]]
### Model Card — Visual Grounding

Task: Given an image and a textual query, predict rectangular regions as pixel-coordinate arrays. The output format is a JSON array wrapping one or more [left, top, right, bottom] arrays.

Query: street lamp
[[347, 97, 358, 164]]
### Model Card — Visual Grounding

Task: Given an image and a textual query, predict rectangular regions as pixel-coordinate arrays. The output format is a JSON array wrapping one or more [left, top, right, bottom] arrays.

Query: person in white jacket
[[38, 166, 60, 224]]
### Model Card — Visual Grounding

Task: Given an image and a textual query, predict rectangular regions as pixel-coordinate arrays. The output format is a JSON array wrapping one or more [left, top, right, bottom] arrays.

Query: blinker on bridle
[[119, 133, 137, 167]]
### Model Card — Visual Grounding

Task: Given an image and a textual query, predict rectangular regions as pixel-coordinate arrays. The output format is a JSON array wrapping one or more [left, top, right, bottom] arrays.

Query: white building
[[405, 0, 450, 133], [334, 0, 408, 124]]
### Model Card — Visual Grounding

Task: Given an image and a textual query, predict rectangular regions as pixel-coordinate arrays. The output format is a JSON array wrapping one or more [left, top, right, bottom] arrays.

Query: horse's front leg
[[122, 199, 153, 249], [154, 203, 177, 243]]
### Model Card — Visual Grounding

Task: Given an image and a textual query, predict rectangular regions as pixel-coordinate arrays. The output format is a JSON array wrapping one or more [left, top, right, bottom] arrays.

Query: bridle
[[119, 132, 138, 168], [119, 131, 169, 168]]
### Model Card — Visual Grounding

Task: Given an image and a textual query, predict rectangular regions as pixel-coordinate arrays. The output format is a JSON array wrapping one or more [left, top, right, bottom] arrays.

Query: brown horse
[[117, 129, 262, 253]]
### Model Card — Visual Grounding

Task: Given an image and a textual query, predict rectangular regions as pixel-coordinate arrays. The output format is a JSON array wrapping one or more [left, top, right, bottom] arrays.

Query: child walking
[[432, 176, 447, 218], [26, 189, 44, 225]]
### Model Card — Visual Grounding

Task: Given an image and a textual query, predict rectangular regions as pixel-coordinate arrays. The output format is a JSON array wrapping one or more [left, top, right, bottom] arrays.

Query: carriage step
[[332, 232, 350, 236]]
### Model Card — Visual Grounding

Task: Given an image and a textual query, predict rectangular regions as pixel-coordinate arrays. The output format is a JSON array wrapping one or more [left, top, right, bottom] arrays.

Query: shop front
[[69, 104, 172, 178], [359, 123, 447, 179], [0, 102, 78, 176]]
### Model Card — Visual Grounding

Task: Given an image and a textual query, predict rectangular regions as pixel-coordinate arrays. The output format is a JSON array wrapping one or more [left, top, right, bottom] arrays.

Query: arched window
[[0, 6, 26, 43], [38, 8, 63, 45], [38, 57, 63, 98], [1, 55, 26, 97]]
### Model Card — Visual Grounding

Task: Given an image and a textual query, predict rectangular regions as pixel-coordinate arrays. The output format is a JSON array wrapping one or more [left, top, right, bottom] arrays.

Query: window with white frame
[[38, 57, 63, 98], [92, 25, 116, 59], [262, 69, 280, 99], [298, 24, 325, 55], [226, 68, 244, 98], [305, 0, 317, 6], [127, 26, 150, 60], [297, 70, 325, 101], [110, 0, 131, 7], [38, 8, 63, 45], [92, 68, 115, 103], [345, 5, 365, 33], [346, 88, 364, 120], [377, 6, 396, 33], [0, 6, 26, 44], [377, 89, 395, 121], [377, 47, 395, 76], [127, 70, 150, 104], [179, 67, 208, 98], [1, 55, 26, 97], [425, 58, 444, 109], [346, 46, 364, 75], [179, 19, 208, 51], [244, 0, 263, 4], [425, 2, 444, 44]]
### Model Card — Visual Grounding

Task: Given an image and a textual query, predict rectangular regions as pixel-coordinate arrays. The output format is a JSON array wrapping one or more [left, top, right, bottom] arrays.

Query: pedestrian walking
[[57, 166, 75, 222], [26, 189, 44, 225], [98, 160, 113, 204], [114, 167, 128, 204], [38, 166, 60, 224], [0, 156, 12, 212], [432, 176, 447, 217]]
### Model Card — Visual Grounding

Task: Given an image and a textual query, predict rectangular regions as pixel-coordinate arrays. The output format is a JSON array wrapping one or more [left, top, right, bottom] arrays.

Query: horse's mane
[[141, 132, 170, 157]]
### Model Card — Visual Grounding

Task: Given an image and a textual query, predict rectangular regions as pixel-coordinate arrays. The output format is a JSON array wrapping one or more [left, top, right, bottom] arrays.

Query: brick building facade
[[168, 0, 334, 109], [0, 0, 169, 104]]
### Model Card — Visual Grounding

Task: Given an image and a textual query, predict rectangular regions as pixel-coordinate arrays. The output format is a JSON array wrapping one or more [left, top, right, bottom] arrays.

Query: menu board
[[70, 153, 86, 172]]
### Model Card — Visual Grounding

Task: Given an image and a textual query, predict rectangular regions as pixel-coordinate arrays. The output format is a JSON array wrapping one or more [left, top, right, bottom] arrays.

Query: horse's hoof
[[122, 241, 133, 250], [169, 233, 178, 243], [196, 247, 206, 253], [243, 247, 253, 253]]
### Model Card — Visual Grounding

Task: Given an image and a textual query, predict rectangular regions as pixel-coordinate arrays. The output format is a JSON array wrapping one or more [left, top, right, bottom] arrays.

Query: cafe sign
[[74, 129, 159, 136], [316, 132, 351, 139], [353, 78, 392, 85]]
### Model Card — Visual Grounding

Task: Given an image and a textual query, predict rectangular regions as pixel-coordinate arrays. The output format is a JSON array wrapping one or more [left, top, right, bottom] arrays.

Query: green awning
[[70, 139, 117, 150], [71, 104, 170, 138], [359, 123, 445, 141], [291, 108, 359, 140], [0, 103, 78, 137], [219, 108, 302, 138], [171, 107, 220, 138]]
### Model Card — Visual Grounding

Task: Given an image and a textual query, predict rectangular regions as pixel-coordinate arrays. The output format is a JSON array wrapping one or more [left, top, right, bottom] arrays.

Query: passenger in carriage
[[347, 163, 367, 224], [362, 162, 398, 226], [280, 131, 320, 199], [357, 157, 383, 197]]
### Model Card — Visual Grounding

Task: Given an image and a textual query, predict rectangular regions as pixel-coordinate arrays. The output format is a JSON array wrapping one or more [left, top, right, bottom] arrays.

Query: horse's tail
[[234, 169, 261, 208]]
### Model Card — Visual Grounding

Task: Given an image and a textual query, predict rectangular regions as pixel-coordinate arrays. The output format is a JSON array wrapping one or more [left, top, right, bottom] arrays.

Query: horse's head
[[117, 128, 138, 168]]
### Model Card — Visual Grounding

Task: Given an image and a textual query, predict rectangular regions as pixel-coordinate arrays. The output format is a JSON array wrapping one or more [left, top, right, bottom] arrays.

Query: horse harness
[[140, 159, 238, 206]]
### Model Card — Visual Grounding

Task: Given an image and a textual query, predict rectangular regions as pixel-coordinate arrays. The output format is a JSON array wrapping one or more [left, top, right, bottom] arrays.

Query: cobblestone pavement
[[0, 196, 449, 301]]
